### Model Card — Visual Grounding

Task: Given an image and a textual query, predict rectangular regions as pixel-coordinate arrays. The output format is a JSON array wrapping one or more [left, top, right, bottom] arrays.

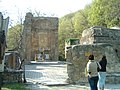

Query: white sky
[[0, 0, 92, 25]]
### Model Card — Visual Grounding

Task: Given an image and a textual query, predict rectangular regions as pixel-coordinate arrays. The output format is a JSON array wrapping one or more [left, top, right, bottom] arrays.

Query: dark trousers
[[88, 76, 98, 90]]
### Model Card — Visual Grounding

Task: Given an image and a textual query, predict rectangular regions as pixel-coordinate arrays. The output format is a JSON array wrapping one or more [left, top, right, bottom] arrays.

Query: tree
[[73, 5, 91, 38], [59, 13, 77, 59], [88, 0, 120, 27], [58, 5, 92, 60], [6, 24, 23, 50]]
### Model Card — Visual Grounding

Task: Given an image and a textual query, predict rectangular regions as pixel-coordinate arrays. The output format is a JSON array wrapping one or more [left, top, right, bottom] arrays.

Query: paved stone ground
[[25, 61, 120, 90]]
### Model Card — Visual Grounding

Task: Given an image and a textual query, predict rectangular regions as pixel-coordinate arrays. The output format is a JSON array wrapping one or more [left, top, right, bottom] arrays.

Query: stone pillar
[[0, 12, 3, 31], [49, 18, 58, 61], [0, 12, 9, 89], [0, 12, 9, 69], [23, 12, 33, 63]]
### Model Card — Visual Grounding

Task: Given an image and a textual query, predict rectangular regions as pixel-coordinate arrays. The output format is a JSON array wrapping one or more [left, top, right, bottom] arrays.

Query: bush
[[2, 83, 31, 90]]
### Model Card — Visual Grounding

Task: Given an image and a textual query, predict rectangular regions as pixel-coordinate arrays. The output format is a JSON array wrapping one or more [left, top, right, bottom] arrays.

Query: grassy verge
[[2, 83, 31, 90]]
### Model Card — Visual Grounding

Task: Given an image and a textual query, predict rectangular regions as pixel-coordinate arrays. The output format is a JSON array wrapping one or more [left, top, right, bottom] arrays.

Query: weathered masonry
[[0, 12, 9, 72], [23, 13, 58, 63], [0, 12, 9, 86], [66, 26, 120, 84]]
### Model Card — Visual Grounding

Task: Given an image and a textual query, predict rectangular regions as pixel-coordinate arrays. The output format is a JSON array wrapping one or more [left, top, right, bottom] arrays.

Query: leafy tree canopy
[[88, 0, 120, 27], [6, 24, 23, 50]]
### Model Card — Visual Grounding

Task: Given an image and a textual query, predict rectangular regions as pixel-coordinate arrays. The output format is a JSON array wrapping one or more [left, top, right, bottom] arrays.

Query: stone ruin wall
[[66, 26, 120, 84], [23, 12, 58, 63], [0, 12, 9, 72], [80, 26, 120, 44]]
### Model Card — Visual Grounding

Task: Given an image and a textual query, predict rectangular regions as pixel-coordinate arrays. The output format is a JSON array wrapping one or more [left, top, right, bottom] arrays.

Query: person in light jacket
[[87, 54, 98, 90]]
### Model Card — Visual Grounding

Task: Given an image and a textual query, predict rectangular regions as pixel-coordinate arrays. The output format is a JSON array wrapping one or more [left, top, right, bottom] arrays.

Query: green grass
[[2, 83, 31, 90]]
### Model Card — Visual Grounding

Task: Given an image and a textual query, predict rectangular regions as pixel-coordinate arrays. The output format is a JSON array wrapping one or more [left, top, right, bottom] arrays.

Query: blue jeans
[[97, 72, 106, 89], [88, 76, 98, 90]]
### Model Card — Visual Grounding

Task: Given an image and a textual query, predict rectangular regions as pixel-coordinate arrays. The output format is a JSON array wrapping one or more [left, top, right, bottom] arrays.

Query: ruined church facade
[[22, 13, 58, 63]]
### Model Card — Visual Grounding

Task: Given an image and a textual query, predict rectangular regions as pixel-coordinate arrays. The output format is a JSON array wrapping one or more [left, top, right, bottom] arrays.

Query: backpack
[[84, 67, 88, 77]]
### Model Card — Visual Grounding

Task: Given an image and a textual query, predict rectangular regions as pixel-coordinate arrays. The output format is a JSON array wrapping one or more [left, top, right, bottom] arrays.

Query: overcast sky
[[0, 0, 92, 25]]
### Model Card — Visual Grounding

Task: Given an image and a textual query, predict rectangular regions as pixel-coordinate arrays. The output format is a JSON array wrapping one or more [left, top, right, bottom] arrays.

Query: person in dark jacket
[[97, 55, 107, 90]]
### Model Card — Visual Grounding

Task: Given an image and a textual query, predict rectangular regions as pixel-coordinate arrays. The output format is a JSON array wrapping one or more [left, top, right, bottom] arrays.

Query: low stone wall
[[106, 72, 120, 84], [66, 44, 120, 84], [2, 70, 23, 83]]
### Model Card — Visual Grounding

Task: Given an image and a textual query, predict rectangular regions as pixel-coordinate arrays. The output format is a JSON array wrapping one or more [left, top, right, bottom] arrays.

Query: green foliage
[[59, 0, 120, 60], [58, 6, 90, 60], [2, 83, 31, 90], [73, 5, 91, 34], [58, 13, 77, 59], [6, 0, 120, 60], [88, 0, 120, 27], [6, 24, 23, 50]]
